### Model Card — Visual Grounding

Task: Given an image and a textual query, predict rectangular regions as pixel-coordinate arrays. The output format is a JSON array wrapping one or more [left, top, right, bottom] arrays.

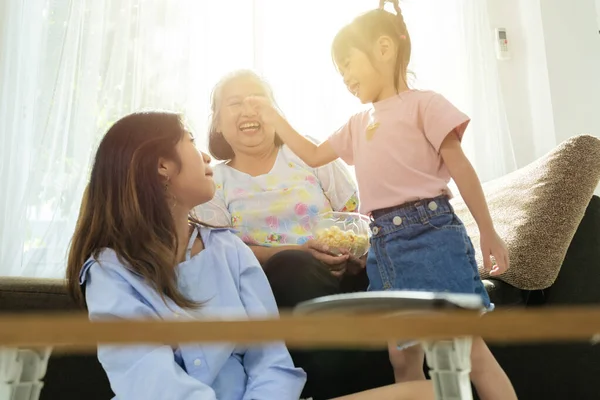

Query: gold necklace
[[366, 118, 380, 141]]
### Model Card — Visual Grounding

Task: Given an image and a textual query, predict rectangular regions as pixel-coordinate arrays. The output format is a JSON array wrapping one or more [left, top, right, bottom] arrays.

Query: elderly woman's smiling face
[[216, 75, 277, 154]]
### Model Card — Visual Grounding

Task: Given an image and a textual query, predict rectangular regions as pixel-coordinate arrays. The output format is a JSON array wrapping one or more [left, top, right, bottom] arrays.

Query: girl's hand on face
[[243, 96, 284, 130]]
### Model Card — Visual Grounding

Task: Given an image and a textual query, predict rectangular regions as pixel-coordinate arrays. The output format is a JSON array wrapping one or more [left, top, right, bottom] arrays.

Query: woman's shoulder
[[280, 140, 320, 168], [198, 225, 241, 247], [78, 248, 136, 286], [197, 226, 256, 270], [211, 161, 249, 186], [211, 162, 229, 180], [212, 161, 229, 173]]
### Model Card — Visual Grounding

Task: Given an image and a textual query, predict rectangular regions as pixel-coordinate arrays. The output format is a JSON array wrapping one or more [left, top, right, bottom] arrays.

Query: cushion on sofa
[[452, 134, 600, 290]]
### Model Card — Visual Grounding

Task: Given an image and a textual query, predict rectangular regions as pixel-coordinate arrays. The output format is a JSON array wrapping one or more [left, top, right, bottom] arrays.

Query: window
[[0, 0, 514, 277]]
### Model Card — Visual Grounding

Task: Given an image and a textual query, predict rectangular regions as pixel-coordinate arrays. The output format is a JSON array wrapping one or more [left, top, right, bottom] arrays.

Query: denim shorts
[[366, 195, 491, 309]]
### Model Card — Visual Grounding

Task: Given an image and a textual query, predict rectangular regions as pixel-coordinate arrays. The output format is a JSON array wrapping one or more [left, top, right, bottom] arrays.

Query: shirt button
[[194, 359, 202, 366], [392, 216, 403, 226], [372, 226, 379, 235], [428, 201, 438, 211]]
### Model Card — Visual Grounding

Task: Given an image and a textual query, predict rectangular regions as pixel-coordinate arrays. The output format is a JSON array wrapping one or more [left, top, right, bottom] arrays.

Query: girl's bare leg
[[388, 342, 427, 382], [331, 381, 434, 400], [470, 337, 517, 400]]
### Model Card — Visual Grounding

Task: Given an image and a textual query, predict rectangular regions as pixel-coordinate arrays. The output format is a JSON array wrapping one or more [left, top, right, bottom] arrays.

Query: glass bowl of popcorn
[[313, 212, 371, 258]]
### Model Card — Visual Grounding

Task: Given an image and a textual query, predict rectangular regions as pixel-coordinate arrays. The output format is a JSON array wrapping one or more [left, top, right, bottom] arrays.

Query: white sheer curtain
[[0, 0, 516, 277], [403, 0, 517, 182]]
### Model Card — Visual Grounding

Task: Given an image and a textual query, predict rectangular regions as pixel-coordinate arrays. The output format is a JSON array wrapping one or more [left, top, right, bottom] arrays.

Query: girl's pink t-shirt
[[328, 90, 470, 214]]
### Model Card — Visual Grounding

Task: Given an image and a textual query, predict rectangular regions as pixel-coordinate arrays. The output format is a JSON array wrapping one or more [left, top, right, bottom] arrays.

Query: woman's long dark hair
[[67, 111, 202, 309]]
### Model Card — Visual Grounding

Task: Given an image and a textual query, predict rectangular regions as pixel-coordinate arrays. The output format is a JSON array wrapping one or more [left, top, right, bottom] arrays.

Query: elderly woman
[[195, 70, 395, 399]]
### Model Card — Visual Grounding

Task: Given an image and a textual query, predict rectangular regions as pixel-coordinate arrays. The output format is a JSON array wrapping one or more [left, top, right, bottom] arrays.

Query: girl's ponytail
[[379, 0, 411, 91]]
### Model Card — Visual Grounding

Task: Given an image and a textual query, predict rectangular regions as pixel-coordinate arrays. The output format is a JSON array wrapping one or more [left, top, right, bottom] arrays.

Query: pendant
[[366, 121, 380, 141]]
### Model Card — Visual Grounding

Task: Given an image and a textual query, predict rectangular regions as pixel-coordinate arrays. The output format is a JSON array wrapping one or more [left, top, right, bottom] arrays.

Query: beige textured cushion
[[452, 135, 600, 290]]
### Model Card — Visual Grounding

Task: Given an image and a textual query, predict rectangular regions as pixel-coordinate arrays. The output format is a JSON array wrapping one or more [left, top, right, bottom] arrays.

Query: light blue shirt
[[80, 225, 306, 400]]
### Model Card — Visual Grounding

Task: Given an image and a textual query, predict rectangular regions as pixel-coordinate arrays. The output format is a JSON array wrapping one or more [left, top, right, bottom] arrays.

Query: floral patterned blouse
[[195, 144, 358, 247]]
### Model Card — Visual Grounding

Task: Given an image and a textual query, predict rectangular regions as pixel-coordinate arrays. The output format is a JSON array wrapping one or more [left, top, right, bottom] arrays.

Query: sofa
[[478, 195, 600, 400], [1, 136, 599, 400]]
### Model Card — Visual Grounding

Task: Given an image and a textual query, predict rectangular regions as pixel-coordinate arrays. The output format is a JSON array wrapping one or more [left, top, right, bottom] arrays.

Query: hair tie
[[378, 0, 403, 17], [400, 34, 407, 40]]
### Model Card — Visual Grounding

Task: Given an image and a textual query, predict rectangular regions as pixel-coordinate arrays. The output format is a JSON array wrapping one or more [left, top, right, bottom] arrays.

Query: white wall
[[487, 0, 556, 167], [488, 0, 600, 194], [489, 0, 600, 155], [540, 0, 600, 143]]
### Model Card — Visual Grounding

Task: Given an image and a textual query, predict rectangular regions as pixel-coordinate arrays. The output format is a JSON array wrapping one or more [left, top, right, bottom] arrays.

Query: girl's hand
[[480, 230, 509, 276], [244, 96, 284, 130]]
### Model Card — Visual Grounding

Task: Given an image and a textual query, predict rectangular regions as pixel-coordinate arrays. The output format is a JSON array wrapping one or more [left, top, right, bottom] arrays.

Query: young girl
[[66, 111, 434, 400], [245, 1, 517, 399]]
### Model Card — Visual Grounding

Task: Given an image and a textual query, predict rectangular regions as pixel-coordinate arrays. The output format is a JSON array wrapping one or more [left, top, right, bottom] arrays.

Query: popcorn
[[315, 225, 369, 257]]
